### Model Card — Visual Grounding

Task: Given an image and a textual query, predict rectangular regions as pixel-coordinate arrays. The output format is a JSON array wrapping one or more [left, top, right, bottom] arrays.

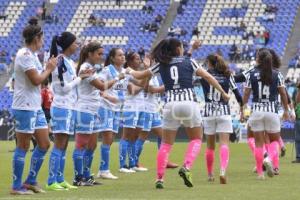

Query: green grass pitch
[[0, 141, 299, 200]]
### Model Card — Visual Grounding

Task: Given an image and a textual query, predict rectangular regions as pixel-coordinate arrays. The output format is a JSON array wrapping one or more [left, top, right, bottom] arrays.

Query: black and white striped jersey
[[149, 56, 200, 103], [201, 69, 242, 117], [246, 68, 285, 113], [234, 66, 256, 83]]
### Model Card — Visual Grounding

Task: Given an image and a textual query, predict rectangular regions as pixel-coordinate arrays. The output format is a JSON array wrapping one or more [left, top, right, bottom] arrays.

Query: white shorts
[[248, 111, 280, 133], [162, 101, 202, 131], [203, 115, 233, 135]]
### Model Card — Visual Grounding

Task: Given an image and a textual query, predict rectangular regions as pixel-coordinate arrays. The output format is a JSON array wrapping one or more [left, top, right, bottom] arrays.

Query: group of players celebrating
[[10, 19, 293, 195]]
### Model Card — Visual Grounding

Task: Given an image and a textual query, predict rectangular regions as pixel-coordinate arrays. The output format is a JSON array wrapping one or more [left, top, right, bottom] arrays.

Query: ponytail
[[151, 38, 182, 64], [206, 54, 231, 77], [256, 49, 273, 85], [50, 35, 59, 57], [77, 41, 103, 75], [48, 35, 59, 83], [77, 45, 89, 75]]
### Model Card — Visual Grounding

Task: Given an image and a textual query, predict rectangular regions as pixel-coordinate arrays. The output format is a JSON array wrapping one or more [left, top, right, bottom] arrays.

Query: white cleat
[[131, 166, 148, 172], [263, 157, 274, 178], [119, 168, 136, 173], [219, 169, 227, 184], [257, 174, 265, 180], [97, 171, 119, 180]]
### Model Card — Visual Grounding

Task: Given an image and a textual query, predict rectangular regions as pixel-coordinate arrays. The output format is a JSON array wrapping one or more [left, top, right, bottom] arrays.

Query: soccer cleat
[[131, 166, 148, 172], [263, 157, 274, 178], [219, 169, 227, 184], [97, 171, 119, 179], [85, 176, 102, 185], [22, 183, 45, 193], [59, 181, 78, 189], [155, 180, 164, 189], [207, 174, 215, 182], [280, 147, 286, 157], [73, 176, 93, 187], [119, 168, 136, 173], [273, 168, 279, 175], [46, 182, 68, 191], [291, 159, 300, 163], [10, 188, 34, 195], [178, 167, 193, 187], [166, 162, 179, 169], [257, 174, 265, 180]]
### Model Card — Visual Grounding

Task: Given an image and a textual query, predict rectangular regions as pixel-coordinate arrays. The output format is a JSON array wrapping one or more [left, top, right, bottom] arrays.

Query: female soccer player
[[201, 54, 243, 184], [131, 53, 178, 170], [240, 49, 293, 174], [119, 51, 148, 173], [73, 42, 124, 185], [46, 32, 92, 190], [96, 48, 128, 179], [11, 19, 57, 195], [125, 38, 230, 189], [242, 49, 289, 180]]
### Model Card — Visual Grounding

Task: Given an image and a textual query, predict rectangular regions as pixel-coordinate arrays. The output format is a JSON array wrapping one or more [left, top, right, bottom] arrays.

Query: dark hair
[[50, 32, 76, 57], [268, 49, 281, 69], [22, 17, 43, 44], [124, 51, 139, 69], [206, 54, 231, 77], [256, 49, 273, 85], [77, 41, 103, 75], [151, 38, 182, 64], [49, 32, 76, 85], [104, 48, 122, 66]]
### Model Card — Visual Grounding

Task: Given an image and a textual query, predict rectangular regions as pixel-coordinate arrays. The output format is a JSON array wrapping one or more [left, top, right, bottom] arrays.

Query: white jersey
[[12, 47, 44, 111], [76, 62, 100, 114], [98, 64, 131, 111], [51, 56, 80, 110], [123, 85, 145, 112], [144, 76, 161, 113]]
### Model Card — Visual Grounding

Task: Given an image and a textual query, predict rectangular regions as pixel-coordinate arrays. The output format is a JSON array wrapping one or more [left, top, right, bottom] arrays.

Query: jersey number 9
[[170, 66, 179, 85]]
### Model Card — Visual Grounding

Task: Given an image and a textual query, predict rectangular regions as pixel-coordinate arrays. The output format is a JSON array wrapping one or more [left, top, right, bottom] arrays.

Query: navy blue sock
[[157, 137, 162, 150]]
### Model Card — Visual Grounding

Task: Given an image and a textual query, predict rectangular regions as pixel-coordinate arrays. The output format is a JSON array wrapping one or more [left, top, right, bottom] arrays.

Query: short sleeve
[[277, 72, 284, 87], [241, 66, 255, 81], [229, 74, 238, 90], [149, 63, 160, 75], [149, 78, 154, 87], [19, 53, 36, 72], [190, 58, 201, 72], [79, 63, 98, 83], [98, 68, 110, 81], [245, 73, 252, 88]]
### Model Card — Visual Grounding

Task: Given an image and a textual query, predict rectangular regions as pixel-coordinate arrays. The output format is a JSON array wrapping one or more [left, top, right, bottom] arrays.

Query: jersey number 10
[[209, 86, 221, 101]]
